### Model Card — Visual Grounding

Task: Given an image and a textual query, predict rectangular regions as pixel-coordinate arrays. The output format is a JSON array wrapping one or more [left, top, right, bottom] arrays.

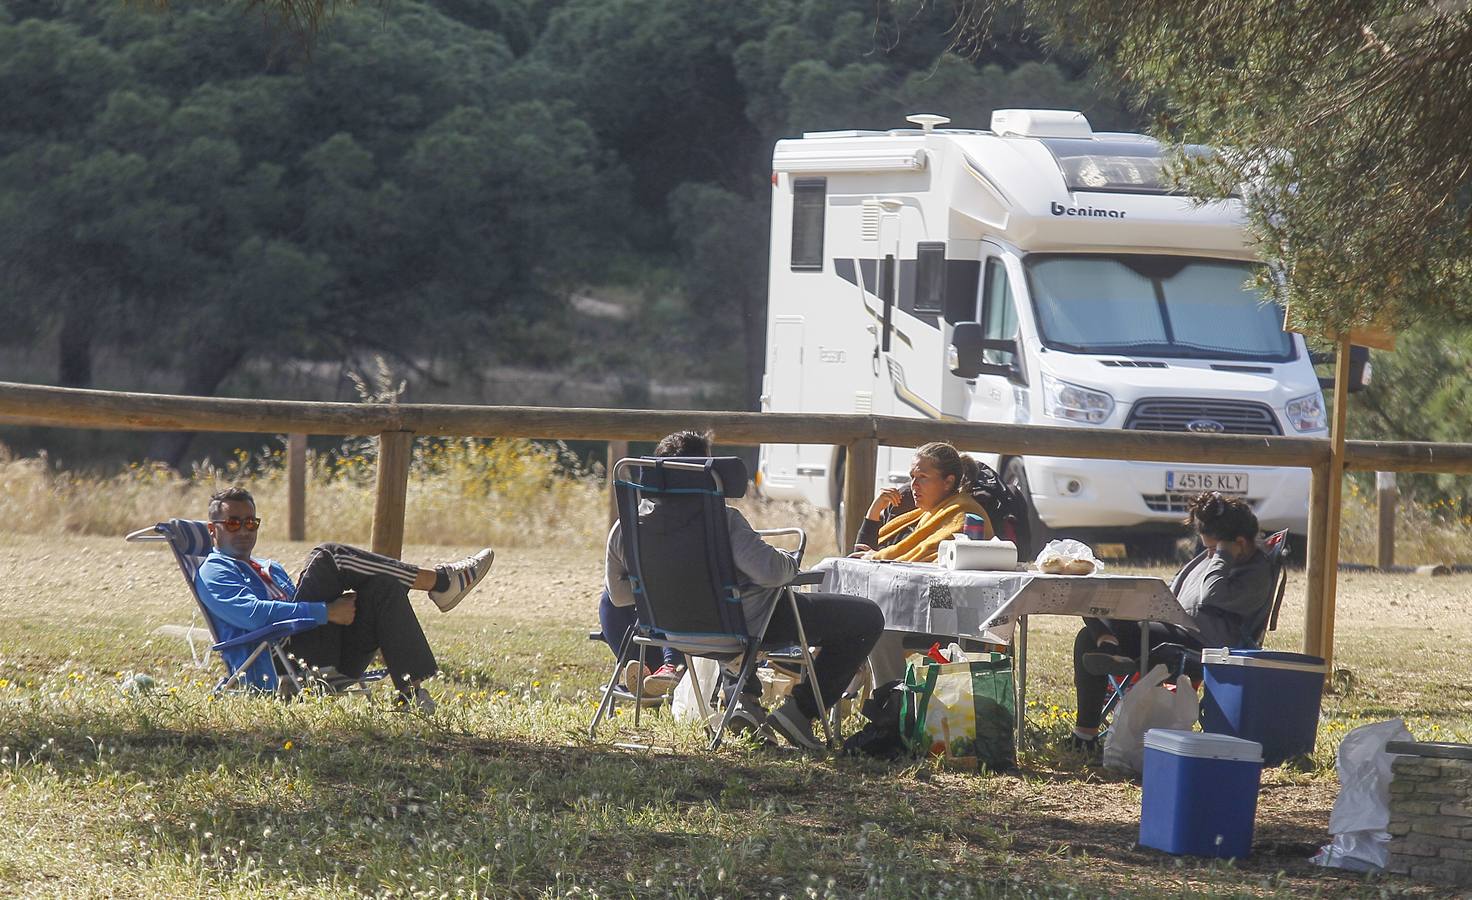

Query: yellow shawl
[[872, 493, 991, 562]]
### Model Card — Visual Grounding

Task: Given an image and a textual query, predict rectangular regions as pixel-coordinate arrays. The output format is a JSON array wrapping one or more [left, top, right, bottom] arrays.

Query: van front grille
[[1143, 494, 1262, 514], [1125, 398, 1281, 435]]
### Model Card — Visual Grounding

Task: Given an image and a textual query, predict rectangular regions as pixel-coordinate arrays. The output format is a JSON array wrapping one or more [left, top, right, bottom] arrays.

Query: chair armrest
[[211, 617, 319, 651], [786, 570, 825, 587], [756, 527, 807, 565]]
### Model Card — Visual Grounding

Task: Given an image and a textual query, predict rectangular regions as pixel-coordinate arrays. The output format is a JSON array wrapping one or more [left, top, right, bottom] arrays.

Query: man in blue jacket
[[194, 486, 493, 710]]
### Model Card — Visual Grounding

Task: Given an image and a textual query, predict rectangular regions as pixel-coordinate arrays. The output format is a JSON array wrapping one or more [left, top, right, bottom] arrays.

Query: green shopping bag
[[900, 653, 1015, 772]]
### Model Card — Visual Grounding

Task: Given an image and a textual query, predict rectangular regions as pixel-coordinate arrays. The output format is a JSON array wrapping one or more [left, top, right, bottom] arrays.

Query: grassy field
[[2, 526, 1469, 898]]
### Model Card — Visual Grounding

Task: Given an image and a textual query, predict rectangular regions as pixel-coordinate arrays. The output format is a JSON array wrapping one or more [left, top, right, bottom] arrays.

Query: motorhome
[[756, 109, 1335, 557]]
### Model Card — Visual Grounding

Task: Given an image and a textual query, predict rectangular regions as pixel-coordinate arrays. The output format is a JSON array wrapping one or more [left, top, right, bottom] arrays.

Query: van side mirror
[[949, 322, 1022, 381], [1315, 345, 1372, 394]]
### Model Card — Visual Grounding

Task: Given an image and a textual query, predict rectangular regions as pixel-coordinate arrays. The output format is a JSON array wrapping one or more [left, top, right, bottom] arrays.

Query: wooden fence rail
[[4, 379, 1472, 671]]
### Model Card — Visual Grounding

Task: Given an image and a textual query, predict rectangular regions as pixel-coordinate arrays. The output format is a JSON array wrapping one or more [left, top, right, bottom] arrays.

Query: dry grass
[[1, 522, 1469, 897]]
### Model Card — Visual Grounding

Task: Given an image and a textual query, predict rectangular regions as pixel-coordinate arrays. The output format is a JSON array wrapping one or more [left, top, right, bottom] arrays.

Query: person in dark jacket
[[1068, 491, 1274, 749]]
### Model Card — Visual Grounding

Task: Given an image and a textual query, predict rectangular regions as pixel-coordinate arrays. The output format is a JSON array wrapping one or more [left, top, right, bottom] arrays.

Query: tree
[[946, 1, 1472, 333]]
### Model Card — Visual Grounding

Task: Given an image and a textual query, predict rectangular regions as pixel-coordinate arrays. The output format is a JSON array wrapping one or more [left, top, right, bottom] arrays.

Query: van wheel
[[1002, 457, 1048, 557]]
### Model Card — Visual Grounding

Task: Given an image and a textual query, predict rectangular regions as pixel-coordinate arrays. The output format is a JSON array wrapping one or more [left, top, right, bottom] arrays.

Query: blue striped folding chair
[[125, 519, 380, 696]]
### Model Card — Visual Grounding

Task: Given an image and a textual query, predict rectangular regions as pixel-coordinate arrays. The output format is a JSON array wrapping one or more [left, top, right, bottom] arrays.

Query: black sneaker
[[768, 697, 825, 752], [1082, 652, 1138, 677], [1063, 731, 1100, 754]]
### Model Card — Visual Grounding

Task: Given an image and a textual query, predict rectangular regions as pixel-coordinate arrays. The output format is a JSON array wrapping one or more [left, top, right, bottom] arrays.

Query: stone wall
[[1387, 753, 1472, 885]]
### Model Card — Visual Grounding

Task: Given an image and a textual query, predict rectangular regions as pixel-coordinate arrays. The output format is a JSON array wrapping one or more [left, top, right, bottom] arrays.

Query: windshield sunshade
[[1041, 138, 1212, 195], [1024, 255, 1295, 362]]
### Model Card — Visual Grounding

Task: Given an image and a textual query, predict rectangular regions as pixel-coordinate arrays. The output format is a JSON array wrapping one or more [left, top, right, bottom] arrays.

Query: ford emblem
[[1186, 419, 1226, 433]]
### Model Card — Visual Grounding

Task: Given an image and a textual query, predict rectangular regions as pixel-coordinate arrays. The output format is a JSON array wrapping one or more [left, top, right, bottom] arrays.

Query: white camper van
[[756, 109, 1330, 557]]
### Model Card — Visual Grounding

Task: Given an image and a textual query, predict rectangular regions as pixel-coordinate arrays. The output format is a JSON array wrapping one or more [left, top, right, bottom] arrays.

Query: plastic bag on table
[[1311, 718, 1414, 872], [1034, 538, 1105, 575], [1102, 663, 1199, 775]]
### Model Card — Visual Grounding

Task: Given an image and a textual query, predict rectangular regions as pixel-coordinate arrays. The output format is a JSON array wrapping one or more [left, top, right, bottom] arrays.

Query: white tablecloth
[[813, 558, 1197, 643]]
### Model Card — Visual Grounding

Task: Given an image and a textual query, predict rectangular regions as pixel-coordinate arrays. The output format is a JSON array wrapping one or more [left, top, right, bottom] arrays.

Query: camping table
[[811, 558, 1199, 745]]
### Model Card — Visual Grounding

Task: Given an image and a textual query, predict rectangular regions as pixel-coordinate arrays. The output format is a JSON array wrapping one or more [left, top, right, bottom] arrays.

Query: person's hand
[[847, 544, 873, 558], [867, 487, 905, 519], [327, 593, 356, 625]]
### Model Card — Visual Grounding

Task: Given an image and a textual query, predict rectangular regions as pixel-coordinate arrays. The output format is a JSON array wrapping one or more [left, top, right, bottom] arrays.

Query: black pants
[[286, 543, 437, 691], [734, 592, 885, 718], [1073, 618, 1201, 729]]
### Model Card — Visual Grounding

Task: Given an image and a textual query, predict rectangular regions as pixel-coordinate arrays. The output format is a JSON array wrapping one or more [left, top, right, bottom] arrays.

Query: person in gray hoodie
[[603, 430, 884, 751], [1067, 491, 1274, 749]]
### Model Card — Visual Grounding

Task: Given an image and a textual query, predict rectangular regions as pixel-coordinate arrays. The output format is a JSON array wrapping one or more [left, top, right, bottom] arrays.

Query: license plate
[[1165, 471, 1248, 494]]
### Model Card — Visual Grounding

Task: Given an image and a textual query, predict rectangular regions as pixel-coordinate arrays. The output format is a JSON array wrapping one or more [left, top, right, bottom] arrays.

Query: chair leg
[[787, 592, 835, 748], [273, 645, 303, 695], [218, 640, 272, 694], [686, 658, 713, 727], [709, 649, 761, 751], [589, 628, 636, 740], [633, 643, 648, 728]]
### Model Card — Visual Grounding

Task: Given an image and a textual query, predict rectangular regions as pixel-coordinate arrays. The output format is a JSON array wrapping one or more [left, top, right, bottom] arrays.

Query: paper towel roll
[[939, 536, 1019, 571]]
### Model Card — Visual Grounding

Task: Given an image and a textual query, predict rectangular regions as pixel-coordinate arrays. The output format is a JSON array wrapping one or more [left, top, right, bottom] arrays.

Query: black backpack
[[969, 461, 1033, 556], [841, 680, 915, 761]]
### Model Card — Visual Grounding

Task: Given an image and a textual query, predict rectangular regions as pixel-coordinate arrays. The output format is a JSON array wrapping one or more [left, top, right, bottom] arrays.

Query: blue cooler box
[[1200, 648, 1327, 766], [1139, 729, 1263, 859]]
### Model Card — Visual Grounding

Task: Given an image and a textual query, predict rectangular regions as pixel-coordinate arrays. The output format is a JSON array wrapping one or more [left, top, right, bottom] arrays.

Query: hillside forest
[[0, 0, 1467, 509]]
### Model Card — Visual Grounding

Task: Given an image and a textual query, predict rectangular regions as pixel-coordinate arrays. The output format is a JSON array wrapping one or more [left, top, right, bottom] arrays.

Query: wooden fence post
[[1313, 337, 1354, 672], [287, 433, 306, 542], [1303, 460, 1330, 659], [607, 440, 628, 534], [842, 438, 879, 553], [1376, 471, 1397, 571], [371, 431, 414, 559]]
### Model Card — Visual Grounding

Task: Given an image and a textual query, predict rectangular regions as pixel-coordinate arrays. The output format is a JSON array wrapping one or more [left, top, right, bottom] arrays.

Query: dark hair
[[913, 441, 974, 496], [1186, 491, 1258, 542], [654, 430, 712, 458], [208, 486, 255, 520]]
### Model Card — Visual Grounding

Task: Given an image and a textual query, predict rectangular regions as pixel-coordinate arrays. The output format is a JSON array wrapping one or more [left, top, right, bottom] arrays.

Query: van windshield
[[1023, 255, 1295, 362]]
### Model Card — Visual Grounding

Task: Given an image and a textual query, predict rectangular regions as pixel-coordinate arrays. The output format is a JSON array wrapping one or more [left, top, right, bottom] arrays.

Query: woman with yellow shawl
[[850, 442, 993, 562]]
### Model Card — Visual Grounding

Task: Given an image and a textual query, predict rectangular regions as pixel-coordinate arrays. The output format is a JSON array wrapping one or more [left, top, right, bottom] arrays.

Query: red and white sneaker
[[643, 664, 682, 694]]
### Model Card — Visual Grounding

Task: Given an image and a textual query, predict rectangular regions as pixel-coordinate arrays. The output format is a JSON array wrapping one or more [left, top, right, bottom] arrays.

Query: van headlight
[[1285, 392, 1326, 432], [1041, 374, 1114, 424]]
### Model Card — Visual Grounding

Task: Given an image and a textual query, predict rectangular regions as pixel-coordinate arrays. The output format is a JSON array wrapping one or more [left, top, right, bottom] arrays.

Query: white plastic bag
[[670, 657, 722, 724], [1034, 538, 1105, 575], [1103, 664, 1199, 775], [1311, 718, 1414, 872]]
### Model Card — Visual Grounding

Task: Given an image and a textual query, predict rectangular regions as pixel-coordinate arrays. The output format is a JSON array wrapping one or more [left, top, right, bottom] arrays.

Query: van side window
[[914, 243, 945, 313], [982, 257, 1018, 364], [791, 179, 826, 271]]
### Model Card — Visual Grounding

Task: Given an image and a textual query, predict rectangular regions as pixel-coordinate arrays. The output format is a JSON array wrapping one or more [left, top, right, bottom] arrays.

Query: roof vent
[[990, 109, 1093, 139], [906, 113, 951, 133]]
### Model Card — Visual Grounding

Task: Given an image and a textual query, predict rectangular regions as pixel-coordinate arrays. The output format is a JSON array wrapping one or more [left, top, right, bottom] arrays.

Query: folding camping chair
[[587, 457, 833, 751], [1098, 529, 1291, 728], [125, 519, 383, 696]]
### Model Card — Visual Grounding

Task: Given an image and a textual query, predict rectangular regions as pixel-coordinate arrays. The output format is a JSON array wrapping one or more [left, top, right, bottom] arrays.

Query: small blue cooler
[[1139, 729, 1263, 859], [1200, 648, 1327, 766]]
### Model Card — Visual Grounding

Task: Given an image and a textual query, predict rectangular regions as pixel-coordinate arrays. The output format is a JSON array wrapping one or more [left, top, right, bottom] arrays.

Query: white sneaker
[[428, 548, 494, 612], [622, 660, 647, 696], [768, 697, 825, 751]]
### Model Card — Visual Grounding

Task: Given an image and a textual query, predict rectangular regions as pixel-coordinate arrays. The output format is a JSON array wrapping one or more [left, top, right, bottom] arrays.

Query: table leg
[[1015, 614, 1028, 751], [1139, 620, 1150, 676]]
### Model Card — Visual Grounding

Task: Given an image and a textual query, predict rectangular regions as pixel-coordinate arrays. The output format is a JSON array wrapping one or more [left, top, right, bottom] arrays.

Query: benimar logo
[[1050, 201, 1126, 219]]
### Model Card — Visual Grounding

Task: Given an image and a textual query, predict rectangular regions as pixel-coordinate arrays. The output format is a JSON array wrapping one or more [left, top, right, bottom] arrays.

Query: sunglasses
[[211, 517, 262, 533]]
